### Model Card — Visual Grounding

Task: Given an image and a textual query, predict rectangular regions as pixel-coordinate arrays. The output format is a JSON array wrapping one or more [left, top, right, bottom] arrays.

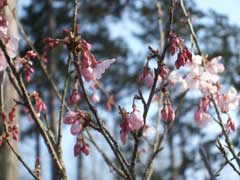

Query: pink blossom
[[120, 112, 132, 144], [93, 59, 116, 80], [91, 92, 100, 103], [34, 98, 47, 117], [161, 106, 169, 121], [81, 67, 94, 81], [70, 121, 82, 135], [161, 104, 175, 123], [168, 105, 175, 122], [194, 108, 212, 127], [63, 111, 78, 124], [225, 117, 236, 133], [139, 67, 154, 88], [69, 89, 81, 105], [205, 56, 224, 74], [129, 107, 144, 130], [216, 87, 240, 113]]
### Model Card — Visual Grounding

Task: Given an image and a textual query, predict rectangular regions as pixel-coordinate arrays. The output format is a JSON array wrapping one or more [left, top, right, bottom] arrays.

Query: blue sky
[[197, 0, 240, 25]]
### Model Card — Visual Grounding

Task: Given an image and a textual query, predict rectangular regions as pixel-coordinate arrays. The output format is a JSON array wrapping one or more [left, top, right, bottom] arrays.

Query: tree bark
[[0, 1, 19, 179]]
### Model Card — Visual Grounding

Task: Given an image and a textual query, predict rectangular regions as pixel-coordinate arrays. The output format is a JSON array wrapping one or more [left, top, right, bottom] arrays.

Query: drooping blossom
[[175, 48, 192, 69], [169, 33, 181, 55], [120, 111, 132, 144], [63, 109, 87, 136], [138, 67, 154, 88], [224, 117, 236, 133], [161, 104, 175, 123], [32, 91, 47, 117], [74, 138, 90, 156], [194, 96, 212, 127], [129, 106, 144, 130], [69, 89, 81, 105]]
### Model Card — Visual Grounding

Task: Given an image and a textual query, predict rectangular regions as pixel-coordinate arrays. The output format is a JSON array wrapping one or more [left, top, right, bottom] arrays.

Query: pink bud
[[81, 143, 90, 156], [120, 130, 128, 145], [144, 73, 154, 88], [167, 105, 175, 122], [160, 64, 169, 79], [129, 108, 144, 130], [9, 107, 16, 122], [161, 106, 169, 121], [69, 89, 81, 105], [74, 142, 81, 156]]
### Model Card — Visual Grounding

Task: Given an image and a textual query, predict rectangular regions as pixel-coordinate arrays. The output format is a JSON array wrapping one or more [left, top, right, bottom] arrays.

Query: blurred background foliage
[[15, 0, 240, 179]]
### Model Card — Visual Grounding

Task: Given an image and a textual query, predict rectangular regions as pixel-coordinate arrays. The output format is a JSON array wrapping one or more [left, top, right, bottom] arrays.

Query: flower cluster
[[168, 53, 239, 129], [0, 107, 20, 142], [169, 33, 192, 69], [74, 138, 90, 156], [64, 110, 91, 156]]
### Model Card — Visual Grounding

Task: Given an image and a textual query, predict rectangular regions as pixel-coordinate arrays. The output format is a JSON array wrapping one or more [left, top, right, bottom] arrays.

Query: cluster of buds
[[0, 107, 20, 142], [15, 50, 37, 82], [74, 138, 90, 156], [169, 33, 192, 69], [161, 89, 175, 123], [120, 105, 144, 144], [32, 91, 47, 117], [138, 66, 154, 88], [64, 109, 91, 156]]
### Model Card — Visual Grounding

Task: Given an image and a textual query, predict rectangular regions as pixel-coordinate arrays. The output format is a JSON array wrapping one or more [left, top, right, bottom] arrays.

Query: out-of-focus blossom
[[129, 106, 144, 130], [139, 67, 154, 88]]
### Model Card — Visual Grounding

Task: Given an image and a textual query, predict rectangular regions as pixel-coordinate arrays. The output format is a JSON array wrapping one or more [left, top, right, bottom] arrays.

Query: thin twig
[[199, 147, 216, 180], [5, 138, 39, 179]]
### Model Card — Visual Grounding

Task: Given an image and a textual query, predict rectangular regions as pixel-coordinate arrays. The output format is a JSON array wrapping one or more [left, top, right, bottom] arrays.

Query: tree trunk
[[0, 1, 19, 179]]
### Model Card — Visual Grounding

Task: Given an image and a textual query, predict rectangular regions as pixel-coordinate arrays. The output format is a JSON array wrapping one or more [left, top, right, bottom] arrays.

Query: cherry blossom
[[129, 106, 144, 130], [139, 67, 154, 88]]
